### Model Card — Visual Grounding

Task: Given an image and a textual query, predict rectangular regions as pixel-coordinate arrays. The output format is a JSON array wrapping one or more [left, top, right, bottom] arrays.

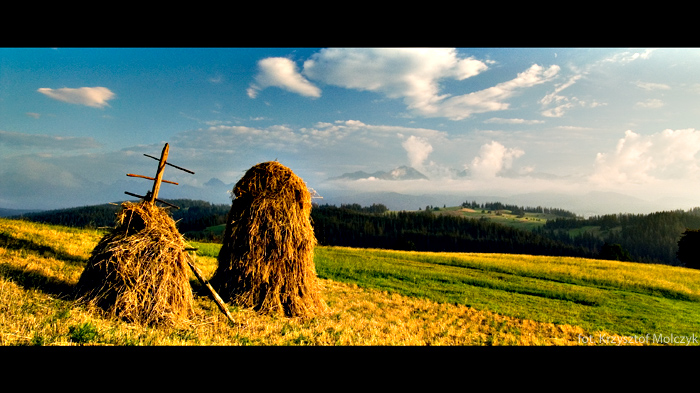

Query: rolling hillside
[[1, 217, 698, 346], [11, 199, 700, 266]]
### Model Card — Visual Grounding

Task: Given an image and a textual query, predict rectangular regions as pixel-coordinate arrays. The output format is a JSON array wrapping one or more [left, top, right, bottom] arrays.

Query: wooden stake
[[186, 255, 236, 325], [149, 143, 169, 204]]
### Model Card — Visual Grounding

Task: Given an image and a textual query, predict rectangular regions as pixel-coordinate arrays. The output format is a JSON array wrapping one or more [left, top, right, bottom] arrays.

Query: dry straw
[[75, 201, 194, 327], [210, 161, 325, 318]]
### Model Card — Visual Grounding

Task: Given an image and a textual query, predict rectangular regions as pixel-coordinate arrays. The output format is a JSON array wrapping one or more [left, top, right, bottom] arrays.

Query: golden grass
[[434, 251, 700, 299], [0, 217, 649, 346]]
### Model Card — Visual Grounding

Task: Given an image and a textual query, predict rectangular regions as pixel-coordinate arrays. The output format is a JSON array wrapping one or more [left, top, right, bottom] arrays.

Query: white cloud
[[37, 87, 115, 108], [635, 99, 665, 109], [591, 129, 700, 186], [541, 102, 576, 118], [437, 64, 560, 120], [303, 48, 505, 119], [540, 74, 582, 106], [401, 135, 433, 171], [539, 73, 583, 118], [302, 48, 489, 118], [247, 57, 321, 99], [634, 81, 670, 91], [538, 49, 657, 119], [250, 49, 563, 121], [600, 49, 655, 65], [484, 118, 545, 125], [469, 141, 525, 179]]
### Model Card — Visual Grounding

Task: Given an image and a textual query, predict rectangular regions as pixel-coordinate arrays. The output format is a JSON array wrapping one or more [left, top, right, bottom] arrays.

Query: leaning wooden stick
[[124, 191, 180, 209], [185, 251, 236, 324]]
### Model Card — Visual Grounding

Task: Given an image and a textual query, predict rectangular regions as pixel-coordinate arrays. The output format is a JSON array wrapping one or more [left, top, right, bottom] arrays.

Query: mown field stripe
[[314, 246, 700, 338]]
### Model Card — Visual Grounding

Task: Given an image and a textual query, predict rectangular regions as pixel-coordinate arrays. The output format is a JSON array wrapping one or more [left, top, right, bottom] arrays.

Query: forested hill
[[11, 199, 231, 234], [10, 199, 700, 266], [536, 208, 700, 266], [311, 204, 594, 259]]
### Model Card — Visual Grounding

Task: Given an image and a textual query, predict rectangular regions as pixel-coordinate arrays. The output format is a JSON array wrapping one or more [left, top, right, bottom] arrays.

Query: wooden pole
[[186, 255, 236, 325], [149, 143, 169, 204]]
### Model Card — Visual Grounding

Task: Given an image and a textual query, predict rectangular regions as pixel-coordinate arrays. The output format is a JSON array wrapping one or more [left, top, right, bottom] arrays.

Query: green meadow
[[191, 240, 700, 342]]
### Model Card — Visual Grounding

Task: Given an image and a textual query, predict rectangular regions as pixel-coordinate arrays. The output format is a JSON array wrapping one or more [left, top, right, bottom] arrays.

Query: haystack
[[75, 200, 194, 327], [210, 161, 324, 318]]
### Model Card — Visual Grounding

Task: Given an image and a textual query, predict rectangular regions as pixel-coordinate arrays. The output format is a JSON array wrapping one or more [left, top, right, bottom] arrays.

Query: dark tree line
[[13, 199, 230, 236], [461, 200, 578, 218], [537, 208, 700, 266], [13, 204, 122, 228], [311, 204, 594, 258], [337, 203, 389, 214]]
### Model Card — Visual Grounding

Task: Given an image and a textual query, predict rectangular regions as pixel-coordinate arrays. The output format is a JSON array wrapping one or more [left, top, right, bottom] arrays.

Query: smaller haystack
[[210, 161, 325, 318], [75, 201, 194, 327]]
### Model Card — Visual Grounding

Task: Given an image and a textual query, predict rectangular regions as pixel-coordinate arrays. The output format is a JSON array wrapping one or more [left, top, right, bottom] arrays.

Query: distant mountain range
[[315, 189, 700, 217], [3, 171, 698, 218], [328, 166, 429, 181]]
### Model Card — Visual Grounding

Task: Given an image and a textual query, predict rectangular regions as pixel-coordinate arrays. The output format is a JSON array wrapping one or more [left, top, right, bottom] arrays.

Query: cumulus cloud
[[401, 135, 433, 171], [37, 86, 115, 108], [247, 57, 321, 99], [249, 48, 563, 121], [469, 141, 525, 178], [591, 129, 700, 185], [302, 48, 489, 119]]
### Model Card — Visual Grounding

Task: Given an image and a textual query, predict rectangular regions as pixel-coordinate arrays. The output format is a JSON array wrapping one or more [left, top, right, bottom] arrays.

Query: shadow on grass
[[0, 232, 87, 265], [0, 232, 87, 300], [0, 263, 77, 300]]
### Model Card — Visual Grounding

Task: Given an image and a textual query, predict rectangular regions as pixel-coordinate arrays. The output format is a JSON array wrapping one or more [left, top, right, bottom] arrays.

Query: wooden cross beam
[[124, 143, 194, 209]]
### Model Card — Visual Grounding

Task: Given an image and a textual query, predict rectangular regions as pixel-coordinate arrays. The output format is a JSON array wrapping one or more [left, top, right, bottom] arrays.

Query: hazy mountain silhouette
[[329, 166, 429, 181]]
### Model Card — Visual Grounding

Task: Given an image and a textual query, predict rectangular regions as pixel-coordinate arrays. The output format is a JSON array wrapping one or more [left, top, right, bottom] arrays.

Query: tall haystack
[[75, 200, 194, 327], [210, 161, 324, 318]]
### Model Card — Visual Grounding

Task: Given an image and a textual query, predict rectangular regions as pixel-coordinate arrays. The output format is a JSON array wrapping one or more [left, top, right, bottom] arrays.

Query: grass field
[[1, 217, 698, 346]]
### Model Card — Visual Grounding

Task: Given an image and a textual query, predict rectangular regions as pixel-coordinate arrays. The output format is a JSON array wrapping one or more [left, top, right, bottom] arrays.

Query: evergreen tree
[[599, 242, 632, 262], [677, 229, 700, 269]]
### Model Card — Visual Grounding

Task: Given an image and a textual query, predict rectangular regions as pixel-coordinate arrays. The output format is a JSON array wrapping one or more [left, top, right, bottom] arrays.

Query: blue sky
[[2, 47, 700, 213]]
